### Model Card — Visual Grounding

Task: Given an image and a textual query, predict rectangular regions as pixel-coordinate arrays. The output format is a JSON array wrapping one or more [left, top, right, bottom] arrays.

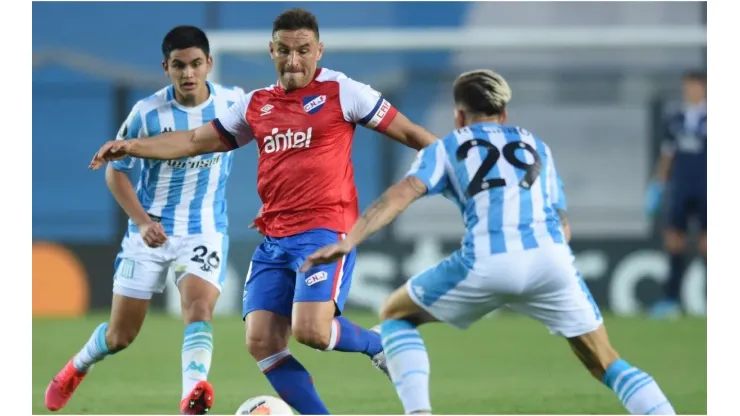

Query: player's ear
[[162, 60, 168, 75], [268, 41, 275, 59], [453, 108, 464, 129], [206, 55, 214, 73], [316, 42, 324, 61]]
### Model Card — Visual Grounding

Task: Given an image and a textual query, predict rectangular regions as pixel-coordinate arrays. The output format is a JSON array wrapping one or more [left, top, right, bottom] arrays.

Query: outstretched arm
[[346, 176, 428, 247], [299, 176, 428, 272], [90, 89, 255, 169], [90, 123, 232, 169], [382, 112, 438, 150]]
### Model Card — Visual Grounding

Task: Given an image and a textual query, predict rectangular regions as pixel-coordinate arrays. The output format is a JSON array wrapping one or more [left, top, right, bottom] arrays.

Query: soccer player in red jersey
[[90, 8, 437, 414]]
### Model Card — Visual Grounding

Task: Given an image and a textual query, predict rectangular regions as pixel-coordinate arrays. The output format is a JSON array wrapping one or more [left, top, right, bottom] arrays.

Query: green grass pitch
[[33, 311, 706, 414]]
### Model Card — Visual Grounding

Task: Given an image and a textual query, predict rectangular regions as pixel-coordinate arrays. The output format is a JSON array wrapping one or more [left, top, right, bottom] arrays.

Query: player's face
[[683, 78, 706, 105], [270, 29, 323, 91], [163, 47, 213, 103]]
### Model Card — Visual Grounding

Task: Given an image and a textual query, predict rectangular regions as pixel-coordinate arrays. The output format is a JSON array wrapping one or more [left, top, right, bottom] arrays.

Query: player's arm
[[105, 105, 167, 246], [346, 176, 428, 247], [340, 78, 437, 150], [547, 147, 571, 243], [644, 113, 676, 215], [301, 141, 448, 271], [129, 123, 228, 159], [346, 140, 449, 246], [553, 176, 571, 243], [381, 112, 438, 150], [90, 91, 255, 169], [654, 142, 675, 185]]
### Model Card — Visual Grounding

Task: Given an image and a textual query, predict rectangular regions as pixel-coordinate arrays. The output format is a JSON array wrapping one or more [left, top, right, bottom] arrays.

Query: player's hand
[[644, 180, 664, 218], [249, 205, 264, 235], [89, 140, 132, 170], [300, 240, 355, 273], [139, 221, 167, 248]]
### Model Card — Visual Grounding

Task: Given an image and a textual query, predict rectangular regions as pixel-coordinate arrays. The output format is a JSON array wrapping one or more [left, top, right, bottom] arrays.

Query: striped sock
[[602, 359, 675, 415], [73, 322, 115, 372], [181, 321, 214, 400], [380, 319, 431, 414]]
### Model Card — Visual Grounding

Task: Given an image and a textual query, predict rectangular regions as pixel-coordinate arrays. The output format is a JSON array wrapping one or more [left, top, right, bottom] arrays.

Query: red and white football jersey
[[213, 68, 399, 237]]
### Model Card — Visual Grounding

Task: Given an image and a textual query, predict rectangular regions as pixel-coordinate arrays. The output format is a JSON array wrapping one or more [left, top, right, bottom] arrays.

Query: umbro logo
[[162, 127, 173, 133], [260, 104, 274, 116]]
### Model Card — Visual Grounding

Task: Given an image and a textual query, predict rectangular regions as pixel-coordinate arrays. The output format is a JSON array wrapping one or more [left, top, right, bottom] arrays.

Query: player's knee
[[292, 321, 331, 350], [246, 332, 286, 361], [698, 234, 707, 258], [663, 230, 687, 254], [181, 298, 213, 325], [379, 294, 415, 322]]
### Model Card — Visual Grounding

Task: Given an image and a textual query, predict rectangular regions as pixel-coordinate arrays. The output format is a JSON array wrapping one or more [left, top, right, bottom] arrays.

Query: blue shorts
[[242, 228, 356, 320], [666, 182, 707, 231]]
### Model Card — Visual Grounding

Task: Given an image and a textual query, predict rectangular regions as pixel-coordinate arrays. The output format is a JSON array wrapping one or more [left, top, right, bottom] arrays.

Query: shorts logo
[[117, 259, 135, 279], [305, 271, 328, 286], [302, 95, 326, 115]]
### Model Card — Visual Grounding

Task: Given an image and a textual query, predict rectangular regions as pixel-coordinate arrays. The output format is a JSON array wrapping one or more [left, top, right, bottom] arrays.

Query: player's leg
[[699, 188, 707, 263], [651, 186, 690, 318], [244, 240, 331, 415], [45, 234, 168, 411], [378, 251, 492, 415], [568, 326, 675, 415], [290, 231, 383, 365], [173, 233, 229, 414], [509, 244, 675, 415], [292, 249, 382, 355]]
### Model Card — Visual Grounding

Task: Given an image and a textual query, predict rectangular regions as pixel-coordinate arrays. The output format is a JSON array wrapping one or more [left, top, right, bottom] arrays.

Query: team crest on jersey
[[303, 95, 327, 114]]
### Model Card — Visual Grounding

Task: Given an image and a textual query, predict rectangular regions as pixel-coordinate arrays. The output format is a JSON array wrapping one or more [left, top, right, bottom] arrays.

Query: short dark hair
[[162, 25, 210, 60], [683, 69, 707, 84], [272, 8, 320, 38], [453, 69, 512, 117]]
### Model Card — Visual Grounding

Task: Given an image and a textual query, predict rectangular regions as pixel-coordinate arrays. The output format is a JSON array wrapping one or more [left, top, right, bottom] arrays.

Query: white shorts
[[112, 232, 230, 300], [406, 243, 603, 338]]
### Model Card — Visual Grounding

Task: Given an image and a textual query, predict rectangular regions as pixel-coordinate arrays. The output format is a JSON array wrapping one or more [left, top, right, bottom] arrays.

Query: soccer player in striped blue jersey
[[45, 26, 243, 415], [302, 70, 676, 415]]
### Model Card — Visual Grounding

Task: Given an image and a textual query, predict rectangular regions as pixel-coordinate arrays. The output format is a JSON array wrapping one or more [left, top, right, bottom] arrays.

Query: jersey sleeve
[[338, 78, 399, 133], [405, 140, 449, 196], [211, 90, 255, 150], [110, 103, 145, 172]]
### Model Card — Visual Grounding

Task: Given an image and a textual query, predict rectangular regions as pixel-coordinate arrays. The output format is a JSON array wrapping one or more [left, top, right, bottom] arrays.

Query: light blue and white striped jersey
[[406, 122, 567, 262], [111, 82, 245, 236]]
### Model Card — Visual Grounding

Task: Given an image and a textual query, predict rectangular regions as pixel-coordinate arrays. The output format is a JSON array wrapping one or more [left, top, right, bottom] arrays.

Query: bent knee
[[380, 300, 407, 321], [663, 231, 687, 253], [246, 332, 289, 361], [182, 298, 214, 324], [292, 322, 331, 350]]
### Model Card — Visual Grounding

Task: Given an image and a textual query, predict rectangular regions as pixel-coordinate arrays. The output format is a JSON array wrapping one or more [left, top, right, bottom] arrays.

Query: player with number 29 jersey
[[409, 122, 566, 263], [302, 69, 676, 416]]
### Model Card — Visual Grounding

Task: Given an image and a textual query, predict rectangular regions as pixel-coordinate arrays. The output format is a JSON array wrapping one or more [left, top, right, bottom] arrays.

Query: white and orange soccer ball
[[236, 396, 294, 415]]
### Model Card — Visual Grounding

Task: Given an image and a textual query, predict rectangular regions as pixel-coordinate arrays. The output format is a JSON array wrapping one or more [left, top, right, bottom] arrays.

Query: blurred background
[[32, 1, 707, 320]]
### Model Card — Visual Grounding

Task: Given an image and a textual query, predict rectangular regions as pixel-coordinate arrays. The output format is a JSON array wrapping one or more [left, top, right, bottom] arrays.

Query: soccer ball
[[235, 396, 294, 415]]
